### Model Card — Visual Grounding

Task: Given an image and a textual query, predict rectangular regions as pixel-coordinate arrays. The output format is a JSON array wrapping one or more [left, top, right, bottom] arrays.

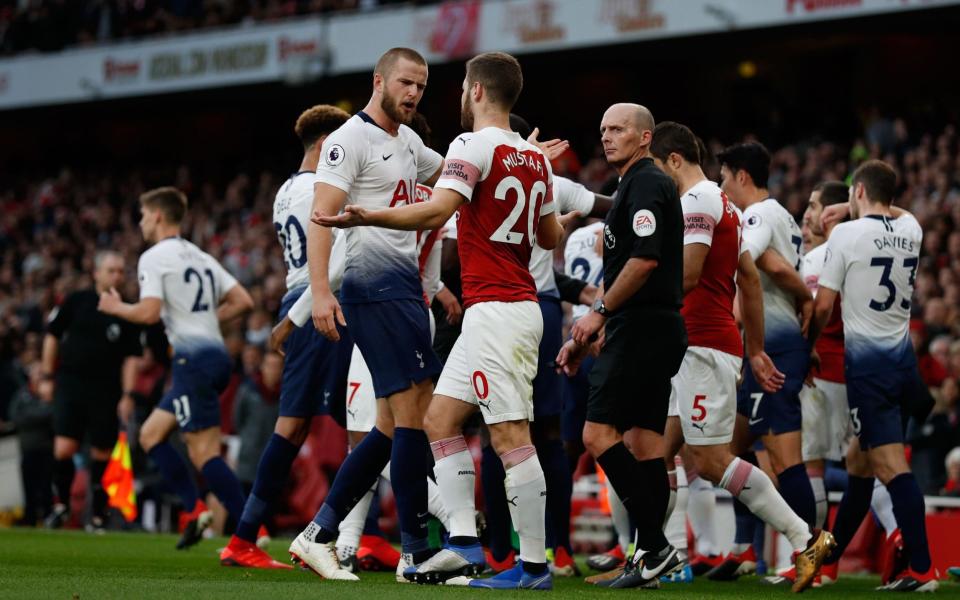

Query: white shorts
[[801, 378, 850, 462], [435, 301, 542, 425], [668, 346, 742, 446], [346, 310, 435, 433]]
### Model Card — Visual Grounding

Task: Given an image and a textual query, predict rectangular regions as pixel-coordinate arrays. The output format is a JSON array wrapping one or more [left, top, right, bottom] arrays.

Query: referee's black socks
[[597, 442, 670, 554]]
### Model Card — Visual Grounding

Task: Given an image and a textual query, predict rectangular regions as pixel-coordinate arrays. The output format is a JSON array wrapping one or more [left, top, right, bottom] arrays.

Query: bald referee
[[557, 103, 686, 588], [40, 250, 142, 532]]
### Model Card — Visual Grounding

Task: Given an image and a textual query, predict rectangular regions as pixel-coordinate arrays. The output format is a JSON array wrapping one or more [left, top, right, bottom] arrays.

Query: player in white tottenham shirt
[[318, 51, 563, 590], [807, 161, 936, 592], [798, 180, 851, 534], [288, 47, 445, 582], [218, 105, 352, 569], [98, 187, 253, 551], [718, 143, 820, 538]]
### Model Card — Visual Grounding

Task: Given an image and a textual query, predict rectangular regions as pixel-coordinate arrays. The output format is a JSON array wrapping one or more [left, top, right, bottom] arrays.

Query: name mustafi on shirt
[[502, 151, 543, 174]]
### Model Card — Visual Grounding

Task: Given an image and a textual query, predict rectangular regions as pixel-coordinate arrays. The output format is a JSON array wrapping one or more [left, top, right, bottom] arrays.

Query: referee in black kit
[[557, 103, 686, 587], [39, 250, 142, 532]]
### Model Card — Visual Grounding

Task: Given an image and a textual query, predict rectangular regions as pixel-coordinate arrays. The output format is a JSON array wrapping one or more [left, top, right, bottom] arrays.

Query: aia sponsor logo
[[785, 0, 862, 14], [104, 58, 141, 83], [599, 0, 666, 33], [504, 0, 565, 44]]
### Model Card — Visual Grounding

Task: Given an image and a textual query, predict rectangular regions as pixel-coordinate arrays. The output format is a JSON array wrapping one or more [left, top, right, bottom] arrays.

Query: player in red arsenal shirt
[[316, 51, 562, 590], [649, 122, 835, 592]]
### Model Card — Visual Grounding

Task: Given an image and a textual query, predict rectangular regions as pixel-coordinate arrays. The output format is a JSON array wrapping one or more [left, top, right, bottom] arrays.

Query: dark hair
[[717, 142, 771, 188], [408, 112, 432, 147], [374, 47, 427, 79], [851, 159, 897, 205], [466, 52, 523, 110], [140, 186, 187, 224], [812, 180, 849, 207], [695, 136, 710, 168], [295, 104, 350, 150], [509, 113, 532, 139], [650, 121, 700, 164]]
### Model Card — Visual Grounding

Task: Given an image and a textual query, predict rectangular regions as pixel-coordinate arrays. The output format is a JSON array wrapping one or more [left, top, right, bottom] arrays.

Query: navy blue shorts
[[737, 347, 808, 436], [159, 346, 232, 432], [847, 367, 924, 450], [562, 353, 594, 444], [533, 297, 564, 419], [278, 290, 354, 419], [342, 298, 441, 399]]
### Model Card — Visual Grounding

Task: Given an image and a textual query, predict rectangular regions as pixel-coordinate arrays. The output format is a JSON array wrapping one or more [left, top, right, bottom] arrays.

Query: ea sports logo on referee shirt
[[325, 144, 345, 167], [632, 209, 656, 237]]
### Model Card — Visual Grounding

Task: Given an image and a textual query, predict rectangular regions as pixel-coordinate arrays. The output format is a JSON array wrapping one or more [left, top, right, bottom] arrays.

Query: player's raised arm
[[315, 186, 464, 232]]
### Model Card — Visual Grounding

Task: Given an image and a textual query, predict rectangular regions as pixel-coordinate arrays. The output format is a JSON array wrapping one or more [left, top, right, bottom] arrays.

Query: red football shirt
[[802, 242, 845, 383], [680, 180, 744, 358], [434, 128, 555, 308]]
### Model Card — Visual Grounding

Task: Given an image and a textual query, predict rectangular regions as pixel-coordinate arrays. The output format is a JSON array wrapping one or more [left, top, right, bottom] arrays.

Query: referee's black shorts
[[586, 308, 687, 434], [53, 372, 121, 450]]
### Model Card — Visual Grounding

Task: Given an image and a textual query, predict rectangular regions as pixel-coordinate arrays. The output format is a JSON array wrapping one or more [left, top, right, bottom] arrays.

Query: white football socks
[[431, 436, 477, 539], [606, 475, 632, 551], [871, 478, 899, 537], [502, 446, 547, 564], [664, 459, 688, 552], [720, 457, 810, 551], [809, 474, 827, 529], [687, 474, 717, 556]]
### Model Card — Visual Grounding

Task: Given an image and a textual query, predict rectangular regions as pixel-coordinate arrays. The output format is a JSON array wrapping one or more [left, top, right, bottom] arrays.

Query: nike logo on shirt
[[382, 153, 393, 161]]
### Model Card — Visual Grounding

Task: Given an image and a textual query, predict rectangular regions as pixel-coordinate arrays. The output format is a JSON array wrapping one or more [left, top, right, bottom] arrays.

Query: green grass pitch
[[0, 528, 955, 599]]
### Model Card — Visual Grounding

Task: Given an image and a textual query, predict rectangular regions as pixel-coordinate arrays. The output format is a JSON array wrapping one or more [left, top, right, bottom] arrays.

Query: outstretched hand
[[312, 205, 369, 229], [527, 127, 570, 162]]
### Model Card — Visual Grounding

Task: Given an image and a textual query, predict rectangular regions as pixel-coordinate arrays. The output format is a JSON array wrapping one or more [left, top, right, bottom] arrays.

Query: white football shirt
[[137, 237, 238, 351], [273, 171, 346, 295], [563, 221, 604, 320], [529, 175, 595, 297], [818, 213, 922, 376], [316, 112, 443, 303], [741, 198, 806, 352]]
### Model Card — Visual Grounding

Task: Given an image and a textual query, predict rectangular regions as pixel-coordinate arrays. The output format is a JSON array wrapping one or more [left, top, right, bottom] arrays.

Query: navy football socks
[[148, 442, 198, 512], [824, 474, 874, 564], [236, 433, 300, 543], [391, 427, 432, 554], [201, 457, 246, 525], [887, 472, 932, 573], [777, 463, 817, 528], [312, 427, 392, 542]]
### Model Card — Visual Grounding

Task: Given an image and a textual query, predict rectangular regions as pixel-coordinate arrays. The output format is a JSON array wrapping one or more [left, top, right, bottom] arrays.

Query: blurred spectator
[[0, 0, 440, 56], [232, 350, 282, 493], [944, 446, 960, 497], [9, 363, 54, 526], [909, 378, 959, 495]]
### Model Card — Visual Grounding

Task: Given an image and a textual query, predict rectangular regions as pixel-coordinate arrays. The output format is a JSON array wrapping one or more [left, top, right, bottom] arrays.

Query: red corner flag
[[102, 431, 137, 522]]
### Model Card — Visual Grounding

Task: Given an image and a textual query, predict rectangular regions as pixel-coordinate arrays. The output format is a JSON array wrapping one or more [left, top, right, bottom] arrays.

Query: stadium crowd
[[1, 113, 959, 532], [0, 0, 439, 55]]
